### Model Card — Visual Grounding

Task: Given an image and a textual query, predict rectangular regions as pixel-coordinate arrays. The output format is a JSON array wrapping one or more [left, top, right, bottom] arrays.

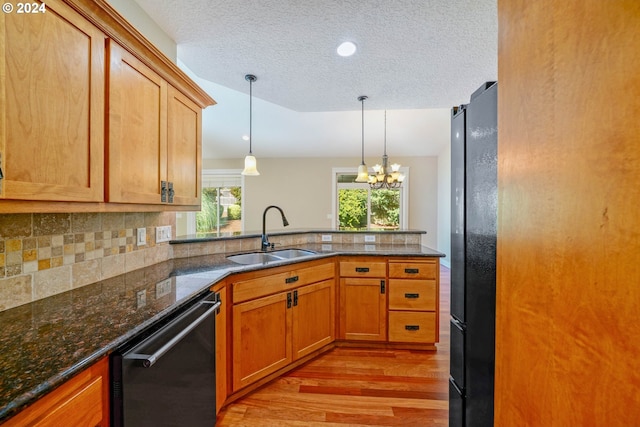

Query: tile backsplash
[[0, 212, 176, 311]]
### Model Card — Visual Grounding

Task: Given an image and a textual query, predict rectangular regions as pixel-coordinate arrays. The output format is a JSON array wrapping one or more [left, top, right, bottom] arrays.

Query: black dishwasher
[[111, 291, 221, 427]]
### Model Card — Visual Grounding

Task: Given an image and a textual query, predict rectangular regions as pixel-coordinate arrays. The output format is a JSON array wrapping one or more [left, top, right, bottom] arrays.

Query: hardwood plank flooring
[[216, 266, 451, 426]]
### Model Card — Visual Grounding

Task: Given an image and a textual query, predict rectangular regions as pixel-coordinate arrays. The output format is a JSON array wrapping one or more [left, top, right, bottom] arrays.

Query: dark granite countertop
[[0, 243, 442, 422]]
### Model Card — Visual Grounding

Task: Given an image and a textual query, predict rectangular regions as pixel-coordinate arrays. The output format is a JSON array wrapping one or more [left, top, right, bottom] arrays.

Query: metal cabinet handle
[[161, 181, 168, 202], [285, 275, 299, 284], [405, 325, 420, 331], [287, 292, 292, 308], [355, 267, 370, 273], [380, 280, 385, 294], [293, 290, 298, 306], [125, 300, 220, 368], [405, 268, 419, 274], [404, 293, 420, 299], [168, 182, 175, 203]]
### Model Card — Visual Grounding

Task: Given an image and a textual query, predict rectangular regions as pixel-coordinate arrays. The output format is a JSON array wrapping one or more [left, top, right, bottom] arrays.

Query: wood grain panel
[[167, 85, 201, 206], [107, 40, 166, 204], [292, 279, 335, 359], [1, 357, 109, 427], [0, 0, 104, 202], [339, 277, 387, 341], [496, 1, 640, 425], [388, 279, 436, 311]]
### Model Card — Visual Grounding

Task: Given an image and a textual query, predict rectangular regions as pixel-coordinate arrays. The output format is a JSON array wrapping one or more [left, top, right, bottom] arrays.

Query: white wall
[[106, 0, 177, 62], [202, 156, 440, 250], [437, 143, 451, 267]]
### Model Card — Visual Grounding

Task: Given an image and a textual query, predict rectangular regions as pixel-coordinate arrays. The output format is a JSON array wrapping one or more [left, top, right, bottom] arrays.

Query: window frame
[[182, 169, 245, 235], [331, 166, 409, 230]]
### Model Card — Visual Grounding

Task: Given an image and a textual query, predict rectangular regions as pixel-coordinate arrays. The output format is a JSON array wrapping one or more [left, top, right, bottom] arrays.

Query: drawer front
[[233, 262, 334, 303], [388, 279, 436, 311], [339, 261, 386, 278], [388, 311, 436, 343], [388, 261, 437, 279]]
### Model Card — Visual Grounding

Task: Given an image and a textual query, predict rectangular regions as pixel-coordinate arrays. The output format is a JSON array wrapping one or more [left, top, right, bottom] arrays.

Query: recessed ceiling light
[[242, 135, 249, 141], [337, 41, 357, 57]]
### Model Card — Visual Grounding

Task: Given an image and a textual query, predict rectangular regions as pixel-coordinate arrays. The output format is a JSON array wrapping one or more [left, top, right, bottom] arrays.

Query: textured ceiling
[[132, 0, 497, 158]]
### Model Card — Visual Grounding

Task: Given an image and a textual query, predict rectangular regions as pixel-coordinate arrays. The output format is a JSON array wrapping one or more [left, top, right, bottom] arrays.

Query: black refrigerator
[[449, 81, 497, 427]]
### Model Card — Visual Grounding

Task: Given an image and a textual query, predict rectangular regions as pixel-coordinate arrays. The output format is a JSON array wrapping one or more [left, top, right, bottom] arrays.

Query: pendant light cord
[[384, 110, 387, 155], [249, 78, 253, 154]]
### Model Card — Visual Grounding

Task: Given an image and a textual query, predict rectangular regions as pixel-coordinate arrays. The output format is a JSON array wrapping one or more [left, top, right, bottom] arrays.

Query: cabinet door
[[0, 0, 105, 202], [339, 277, 387, 341], [232, 291, 292, 391], [1, 357, 109, 427], [292, 279, 335, 360], [107, 41, 167, 204], [167, 86, 201, 206]]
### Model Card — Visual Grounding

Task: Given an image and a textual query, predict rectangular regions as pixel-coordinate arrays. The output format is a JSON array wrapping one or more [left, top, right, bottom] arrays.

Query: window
[[176, 170, 244, 236], [333, 168, 409, 230]]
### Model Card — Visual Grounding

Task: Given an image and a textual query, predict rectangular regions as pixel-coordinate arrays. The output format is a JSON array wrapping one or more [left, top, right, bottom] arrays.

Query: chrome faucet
[[261, 205, 289, 251]]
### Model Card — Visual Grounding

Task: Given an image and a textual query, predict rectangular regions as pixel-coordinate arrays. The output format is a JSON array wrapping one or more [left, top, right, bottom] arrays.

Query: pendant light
[[369, 110, 404, 188], [241, 74, 259, 176], [355, 95, 370, 182]]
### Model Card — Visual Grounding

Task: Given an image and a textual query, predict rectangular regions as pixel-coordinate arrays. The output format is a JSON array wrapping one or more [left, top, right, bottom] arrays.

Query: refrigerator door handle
[[451, 316, 466, 332]]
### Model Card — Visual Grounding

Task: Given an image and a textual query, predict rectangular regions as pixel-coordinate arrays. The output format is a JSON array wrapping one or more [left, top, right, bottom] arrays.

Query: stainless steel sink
[[226, 252, 282, 265], [270, 249, 316, 259], [226, 249, 316, 265]]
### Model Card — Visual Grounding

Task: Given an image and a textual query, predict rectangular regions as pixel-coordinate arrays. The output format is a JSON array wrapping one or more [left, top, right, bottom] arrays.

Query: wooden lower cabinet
[[339, 277, 387, 341], [1, 357, 109, 427], [388, 258, 439, 346], [213, 283, 227, 415], [232, 290, 293, 391], [292, 280, 335, 359], [230, 259, 336, 393], [338, 257, 388, 342]]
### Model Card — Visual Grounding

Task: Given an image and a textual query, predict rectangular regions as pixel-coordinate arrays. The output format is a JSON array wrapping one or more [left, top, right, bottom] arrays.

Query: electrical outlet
[[136, 290, 147, 309], [156, 278, 172, 299], [137, 228, 146, 246], [156, 225, 172, 243], [321, 234, 332, 242], [365, 244, 376, 251], [364, 235, 376, 243]]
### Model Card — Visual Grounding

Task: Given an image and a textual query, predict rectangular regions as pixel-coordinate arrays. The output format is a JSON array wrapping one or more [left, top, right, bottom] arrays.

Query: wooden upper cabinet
[[0, 0, 105, 202], [107, 41, 167, 205], [167, 86, 201, 206], [107, 42, 202, 207]]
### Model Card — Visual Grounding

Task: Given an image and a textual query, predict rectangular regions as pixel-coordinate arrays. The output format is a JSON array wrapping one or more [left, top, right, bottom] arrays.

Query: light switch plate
[[156, 278, 172, 299], [137, 228, 146, 246], [156, 225, 172, 243], [321, 234, 332, 242], [136, 290, 146, 309]]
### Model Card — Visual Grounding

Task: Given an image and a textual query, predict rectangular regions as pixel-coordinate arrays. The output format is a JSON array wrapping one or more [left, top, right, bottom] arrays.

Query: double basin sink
[[226, 249, 316, 265]]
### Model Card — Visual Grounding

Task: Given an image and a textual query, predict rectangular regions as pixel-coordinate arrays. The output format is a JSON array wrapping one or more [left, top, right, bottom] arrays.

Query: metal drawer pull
[[285, 275, 299, 284], [405, 268, 419, 274], [404, 293, 420, 299], [405, 325, 420, 331], [355, 267, 370, 273]]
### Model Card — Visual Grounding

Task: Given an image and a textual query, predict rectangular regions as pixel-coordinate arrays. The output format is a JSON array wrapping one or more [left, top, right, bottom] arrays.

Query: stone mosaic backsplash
[[0, 212, 176, 311], [0, 213, 423, 312]]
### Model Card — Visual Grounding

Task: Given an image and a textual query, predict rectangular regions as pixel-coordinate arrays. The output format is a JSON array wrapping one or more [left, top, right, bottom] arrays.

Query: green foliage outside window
[[227, 204, 241, 220], [371, 189, 400, 228], [196, 188, 224, 232], [338, 189, 368, 230]]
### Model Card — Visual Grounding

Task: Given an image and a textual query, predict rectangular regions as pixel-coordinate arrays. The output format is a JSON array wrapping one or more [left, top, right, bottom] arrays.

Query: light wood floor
[[216, 266, 451, 426]]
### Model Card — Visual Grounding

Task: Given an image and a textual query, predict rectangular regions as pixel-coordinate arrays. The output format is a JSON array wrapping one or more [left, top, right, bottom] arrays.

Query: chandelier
[[368, 110, 404, 188]]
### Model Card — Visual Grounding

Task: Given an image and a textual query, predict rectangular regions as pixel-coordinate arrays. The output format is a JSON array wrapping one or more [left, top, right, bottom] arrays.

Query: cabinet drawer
[[388, 311, 436, 343], [339, 261, 386, 278], [388, 279, 436, 311], [233, 262, 334, 303], [388, 260, 437, 279]]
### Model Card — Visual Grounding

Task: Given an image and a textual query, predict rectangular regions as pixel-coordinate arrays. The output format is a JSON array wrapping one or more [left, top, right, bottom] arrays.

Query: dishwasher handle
[[125, 300, 220, 368]]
